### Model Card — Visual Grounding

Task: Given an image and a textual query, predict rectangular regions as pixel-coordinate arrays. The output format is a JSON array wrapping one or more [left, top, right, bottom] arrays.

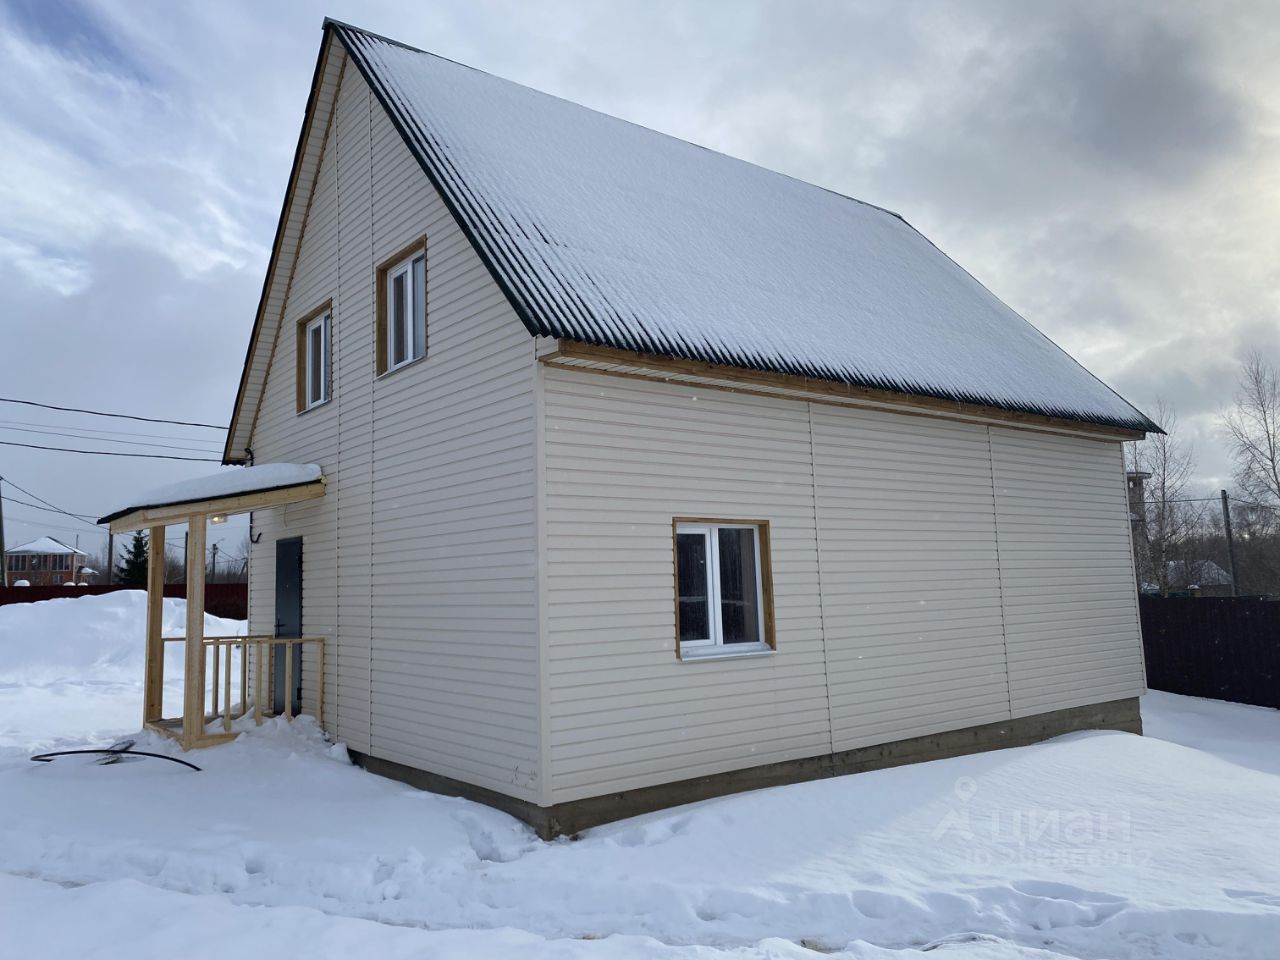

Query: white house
[[103, 20, 1157, 836]]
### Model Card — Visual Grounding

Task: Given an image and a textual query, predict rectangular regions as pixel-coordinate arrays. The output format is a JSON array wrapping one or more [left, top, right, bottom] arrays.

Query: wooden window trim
[[295, 300, 332, 414], [672, 517, 776, 661], [375, 235, 428, 377]]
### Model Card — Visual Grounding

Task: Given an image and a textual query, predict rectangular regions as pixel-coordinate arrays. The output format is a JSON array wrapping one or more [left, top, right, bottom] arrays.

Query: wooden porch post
[[143, 524, 166, 726], [181, 515, 207, 750]]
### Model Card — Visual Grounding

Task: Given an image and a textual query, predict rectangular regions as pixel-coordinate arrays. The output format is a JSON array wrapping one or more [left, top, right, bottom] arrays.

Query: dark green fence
[[1141, 596, 1280, 709]]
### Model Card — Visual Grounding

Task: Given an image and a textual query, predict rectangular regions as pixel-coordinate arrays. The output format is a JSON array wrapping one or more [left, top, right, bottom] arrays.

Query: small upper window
[[377, 240, 427, 375], [305, 312, 330, 408], [295, 302, 332, 414], [674, 520, 774, 658], [51, 554, 71, 572]]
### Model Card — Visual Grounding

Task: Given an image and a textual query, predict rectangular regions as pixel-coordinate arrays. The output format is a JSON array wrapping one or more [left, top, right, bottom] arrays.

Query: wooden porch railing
[[150, 635, 324, 747]]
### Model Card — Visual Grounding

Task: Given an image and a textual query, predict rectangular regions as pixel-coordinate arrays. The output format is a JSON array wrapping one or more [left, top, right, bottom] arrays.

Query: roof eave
[[546, 338, 1156, 439]]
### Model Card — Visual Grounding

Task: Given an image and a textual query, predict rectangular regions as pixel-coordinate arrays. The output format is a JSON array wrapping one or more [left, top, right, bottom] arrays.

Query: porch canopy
[[99, 462, 325, 534], [98, 463, 325, 748]]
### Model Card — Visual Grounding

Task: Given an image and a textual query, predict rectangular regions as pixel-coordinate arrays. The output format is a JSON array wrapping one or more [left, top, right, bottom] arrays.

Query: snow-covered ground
[[1, 594, 1277, 959]]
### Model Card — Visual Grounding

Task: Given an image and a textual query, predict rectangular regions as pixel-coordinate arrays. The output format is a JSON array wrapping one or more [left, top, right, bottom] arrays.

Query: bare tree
[[1224, 351, 1280, 505], [1133, 398, 1203, 595]]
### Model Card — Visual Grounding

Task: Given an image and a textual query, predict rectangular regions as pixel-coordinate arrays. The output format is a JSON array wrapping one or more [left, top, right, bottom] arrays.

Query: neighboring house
[[1164, 560, 1234, 598], [105, 20, 1158, 837], [4, 537, 88, 586]]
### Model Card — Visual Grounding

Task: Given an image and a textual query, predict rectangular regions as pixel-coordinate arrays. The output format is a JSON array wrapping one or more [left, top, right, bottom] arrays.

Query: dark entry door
[[273, 537, 303, 716]]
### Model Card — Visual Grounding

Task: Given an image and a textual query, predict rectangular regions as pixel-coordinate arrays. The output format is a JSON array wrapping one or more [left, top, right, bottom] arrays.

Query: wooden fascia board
[[108, 480, 326, 534], [223, 29, 345, 464], [542, 340, 1146, 442]]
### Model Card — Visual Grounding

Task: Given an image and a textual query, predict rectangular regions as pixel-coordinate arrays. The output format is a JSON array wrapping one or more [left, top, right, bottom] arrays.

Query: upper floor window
[[50, 554, 71, 572], [305, 313, 330, 408], [6, 554, 26, 572], [674, 519, 775, 659], [295, 302, 331, 414], [376, 238, 427, 375]]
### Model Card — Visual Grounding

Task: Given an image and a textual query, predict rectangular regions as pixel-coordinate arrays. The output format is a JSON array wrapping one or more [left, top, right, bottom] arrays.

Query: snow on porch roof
[[98, 463, 324, 528], [328, 21, 1159, 434]]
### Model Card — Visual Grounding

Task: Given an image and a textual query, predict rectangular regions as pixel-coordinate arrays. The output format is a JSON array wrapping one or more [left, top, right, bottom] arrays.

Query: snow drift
[[0, 590, 244, 684], [0, 592, 244, 753]]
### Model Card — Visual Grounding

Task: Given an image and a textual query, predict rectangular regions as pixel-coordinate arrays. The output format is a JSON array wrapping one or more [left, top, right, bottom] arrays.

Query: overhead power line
[[0, 474, 103, 532], [0, 439, 220, 462], [1, 514, 104, 538], [1, 495, 97, 520], [1232, 498, 1280, 514], [0, 396, 226, 430], [1144, 494, 1280, 513], [0, 424, 222, 454], [1, 417, 224, 445]]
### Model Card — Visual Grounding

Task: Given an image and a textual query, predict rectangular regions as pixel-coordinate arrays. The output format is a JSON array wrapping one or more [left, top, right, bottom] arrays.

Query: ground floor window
[[674, 519, 774, 657]]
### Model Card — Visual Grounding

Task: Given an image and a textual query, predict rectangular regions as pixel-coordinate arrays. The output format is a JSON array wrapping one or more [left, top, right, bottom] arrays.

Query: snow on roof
[[98, 463, 323, 525], [333, 22, 1157, 433], [7, 537, 85, 556]]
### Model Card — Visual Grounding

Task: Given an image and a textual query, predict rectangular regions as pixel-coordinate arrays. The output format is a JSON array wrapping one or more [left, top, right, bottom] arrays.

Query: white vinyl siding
[[541, 368, 831, 803], [990, 428, 1146, 716], [247, 60, 540, 799], [813, 406, 1011, 750], [540, 367, 1144, 805]]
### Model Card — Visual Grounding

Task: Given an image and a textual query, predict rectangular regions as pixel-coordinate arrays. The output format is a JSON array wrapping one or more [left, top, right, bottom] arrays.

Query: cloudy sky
[[1, 0, 1276, 564]]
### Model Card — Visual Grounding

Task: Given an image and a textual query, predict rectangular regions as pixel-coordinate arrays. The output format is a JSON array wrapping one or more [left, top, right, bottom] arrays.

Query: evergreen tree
[[114, 531, 150, 586]]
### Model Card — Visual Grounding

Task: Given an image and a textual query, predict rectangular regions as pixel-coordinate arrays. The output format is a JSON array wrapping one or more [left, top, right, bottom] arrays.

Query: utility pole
[[210, 542, 218, 584], [1221, 490, 1238, 597], [0, 477, 7, 589], [106, 532, 114, 585]]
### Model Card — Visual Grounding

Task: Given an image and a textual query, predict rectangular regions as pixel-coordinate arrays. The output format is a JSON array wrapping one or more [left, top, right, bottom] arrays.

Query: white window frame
[[304, 312, 330, 409], [384, 251, 426, 373], [675, 521, 770, 659]]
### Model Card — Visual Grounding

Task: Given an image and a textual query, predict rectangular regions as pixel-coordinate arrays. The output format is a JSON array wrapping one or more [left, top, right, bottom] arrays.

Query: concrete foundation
[[349, 696, 1142, 839]]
